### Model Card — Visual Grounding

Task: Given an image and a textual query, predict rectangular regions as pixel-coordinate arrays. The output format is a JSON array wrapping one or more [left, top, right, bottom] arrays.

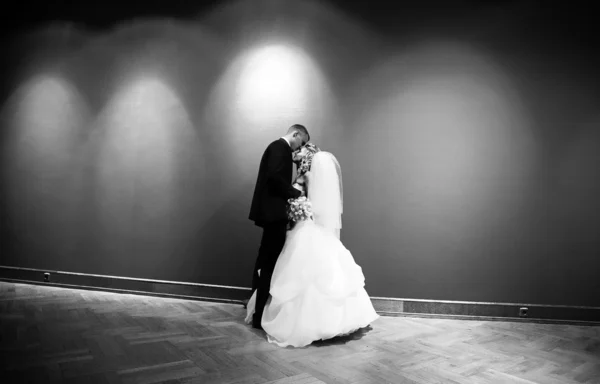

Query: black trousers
[[252, 220, 288, 327]]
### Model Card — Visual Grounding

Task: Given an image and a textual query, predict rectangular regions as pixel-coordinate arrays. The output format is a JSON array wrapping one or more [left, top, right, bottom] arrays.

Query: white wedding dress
[[245, 152, 379, 347]]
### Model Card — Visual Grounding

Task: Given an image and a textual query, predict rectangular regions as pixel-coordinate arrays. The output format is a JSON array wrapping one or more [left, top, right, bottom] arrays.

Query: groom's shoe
[[252, 314, 263, 330], [252, 323, 263, 330]]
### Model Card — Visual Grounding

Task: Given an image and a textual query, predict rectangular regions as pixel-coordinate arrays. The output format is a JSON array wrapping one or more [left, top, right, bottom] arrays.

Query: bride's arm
[[293, 172, 311, 195], [299, 171, 311, 186], [292, 174, 305, 195], [292, 173, 308, 196]]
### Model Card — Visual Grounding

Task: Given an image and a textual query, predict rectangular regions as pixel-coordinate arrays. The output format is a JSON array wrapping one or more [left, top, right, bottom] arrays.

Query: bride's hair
[[297, 143, 320, 175]]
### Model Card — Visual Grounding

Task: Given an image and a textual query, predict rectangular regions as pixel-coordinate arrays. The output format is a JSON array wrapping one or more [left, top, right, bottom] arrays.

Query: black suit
[[249, 138, 302, 328]]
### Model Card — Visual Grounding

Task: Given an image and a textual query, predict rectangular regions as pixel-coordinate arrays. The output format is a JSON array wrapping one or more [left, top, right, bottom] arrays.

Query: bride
[[245, 143, 379, 347]]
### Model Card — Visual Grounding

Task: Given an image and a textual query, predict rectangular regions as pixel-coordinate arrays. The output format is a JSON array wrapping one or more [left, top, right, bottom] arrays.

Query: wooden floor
[[1, 282, 599, 384]]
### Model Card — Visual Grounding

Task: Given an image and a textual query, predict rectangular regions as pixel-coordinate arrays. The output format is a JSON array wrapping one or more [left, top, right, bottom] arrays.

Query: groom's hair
[[287, 124, 310, 141]]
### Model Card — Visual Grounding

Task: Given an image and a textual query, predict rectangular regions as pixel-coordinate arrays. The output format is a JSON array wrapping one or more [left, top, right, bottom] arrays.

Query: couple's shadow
[[302, 325, 374, 348]]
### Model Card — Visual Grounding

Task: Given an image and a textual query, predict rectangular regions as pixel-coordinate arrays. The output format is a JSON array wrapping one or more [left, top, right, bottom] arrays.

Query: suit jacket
[[249, 138, 302, 227]]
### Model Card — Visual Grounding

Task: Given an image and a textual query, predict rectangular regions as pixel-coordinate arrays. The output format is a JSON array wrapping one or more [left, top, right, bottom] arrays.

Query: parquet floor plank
[[1, 282, 599, 384]]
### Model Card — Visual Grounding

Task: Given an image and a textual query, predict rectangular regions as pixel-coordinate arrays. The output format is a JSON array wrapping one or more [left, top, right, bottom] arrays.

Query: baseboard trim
[[1, 266, 599, 325], [377, 311, 600, 326], [370, 296, 600, 325], [0, 266, 250, 304]]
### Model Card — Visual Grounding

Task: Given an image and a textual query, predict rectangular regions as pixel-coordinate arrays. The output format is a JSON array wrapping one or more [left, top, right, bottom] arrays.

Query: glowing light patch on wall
[[205, 43, 336, 176], [390, 75, 531, 202], [2, 75, 87, 177], [207, 43, 328, 133], [233, 44, 309, 126], [93, 77, 196, 240], [354, 41, 537, 237], [1, 75, 89, 232]]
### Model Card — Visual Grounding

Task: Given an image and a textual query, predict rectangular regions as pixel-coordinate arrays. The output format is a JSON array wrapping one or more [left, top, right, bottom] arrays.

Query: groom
[[249, 124, 310, 329]]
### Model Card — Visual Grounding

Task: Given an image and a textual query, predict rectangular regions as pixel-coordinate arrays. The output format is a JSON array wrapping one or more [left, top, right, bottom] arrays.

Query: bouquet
[[287, 196, 313, 222]]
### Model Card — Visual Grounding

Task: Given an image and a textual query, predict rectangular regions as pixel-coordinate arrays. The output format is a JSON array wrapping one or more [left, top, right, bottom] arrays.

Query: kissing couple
[[246, 124, 378, 348]]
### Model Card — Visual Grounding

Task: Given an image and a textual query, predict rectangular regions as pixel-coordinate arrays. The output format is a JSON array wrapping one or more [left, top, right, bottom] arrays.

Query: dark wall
[[1, 0, 599, 306]]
